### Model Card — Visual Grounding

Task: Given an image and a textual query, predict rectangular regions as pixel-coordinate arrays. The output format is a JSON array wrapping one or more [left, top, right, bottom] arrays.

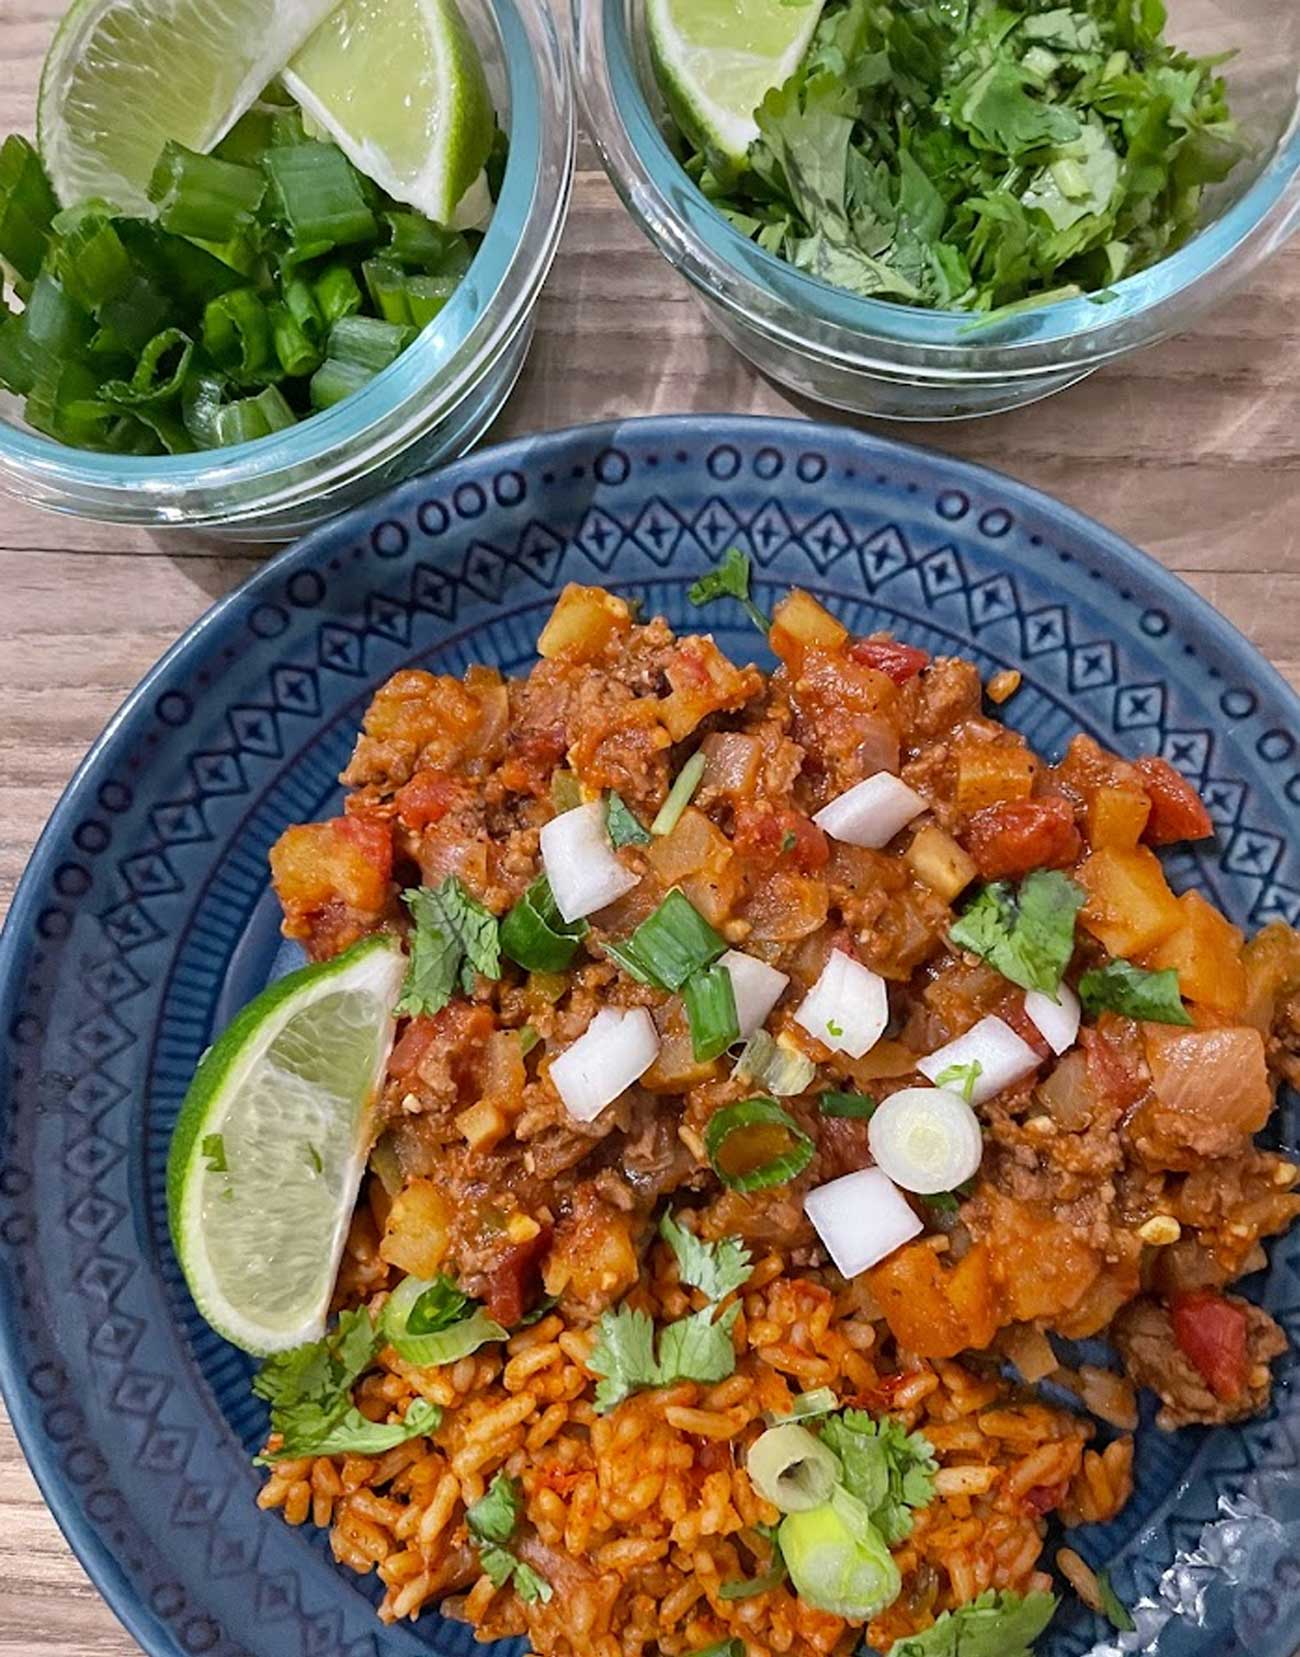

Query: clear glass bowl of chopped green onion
[[578, 0, 1300, 419], [0, 0, 573, 537]]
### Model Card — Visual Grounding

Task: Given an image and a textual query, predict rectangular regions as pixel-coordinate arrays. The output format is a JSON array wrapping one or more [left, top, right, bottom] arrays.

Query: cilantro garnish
[[688, 547, 771, 635], [201, 1133, 227, 1173], [252, 1308, 440, 1464], [949, 869, 1083, 994], [466, 1473, 553, 1604], [676, 0, 1245, 316], [606, 790, 651, 847], [588, 1301, 742, 1413], [658, 1212, 752, 1302], [1077, 958, 1192, 1025], [887, 1588, 1059, 1656], [819, 1410, 937, 1545], [1096, 1568, 1135, 1634], [397, 877, 501, 1017]]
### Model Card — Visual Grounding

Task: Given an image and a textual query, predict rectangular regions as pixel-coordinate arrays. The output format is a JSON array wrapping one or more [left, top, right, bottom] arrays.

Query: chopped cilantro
[[1077, 958, 1192, 1025], [934, 1059, 982, 1103], [1096, 1568, 1135, 1634], [819, 1410, 937, 1545], [397, 878, 501, 1016], [201, 1133, 227, 1173], [949, 869, 1084, 994], [588, 1301, 741, 1413], [659, 1212, 752, 1302], [887, 1588, 1058, 1656], [606, 791, 651, 847], [466, 1474, 553, 1604], [672, 0, 1244, 316], [687, 546, 771, 635], [251, 1308, 440, 1464]]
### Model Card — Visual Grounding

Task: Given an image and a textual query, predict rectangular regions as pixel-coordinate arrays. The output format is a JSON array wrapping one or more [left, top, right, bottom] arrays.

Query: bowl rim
[[578, 0, 1300, 373], [0, 0, 575, 517]]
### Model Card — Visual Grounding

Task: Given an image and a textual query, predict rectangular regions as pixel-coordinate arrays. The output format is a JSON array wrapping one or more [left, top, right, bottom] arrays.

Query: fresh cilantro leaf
[[934, 1059, 982, 1102], [466, 1472, 520, 1545], [588, 1305, 660, 1413], [252, 1309, 442, 1463], [948, 59, 1081, 156], [820, 1410, 937, 1545], [1096, 1569, 1135, 1634], [687, 546, 771, 635], [398, 878, 501, 1016], [1077, 958, 1192, 1025], [887, 1588, 1058, 1657], [201, 1133, 227, 1173], [478, 1543, 516, 1589], [950, 870, 1084, 994], [510, 1558, 554, 1604], [656, 1302, 742, 1388], [659, 1212, 752, 1303], [606, 791, 651, 847], [819, 1091, 876, 1118]]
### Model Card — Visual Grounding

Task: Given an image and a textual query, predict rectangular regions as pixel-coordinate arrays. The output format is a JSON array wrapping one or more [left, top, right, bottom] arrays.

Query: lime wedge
[[647, 0, 825, 169], [284, 0, 495, 226], [167, 934, 407, 1356], [37, 0, 342, 213]]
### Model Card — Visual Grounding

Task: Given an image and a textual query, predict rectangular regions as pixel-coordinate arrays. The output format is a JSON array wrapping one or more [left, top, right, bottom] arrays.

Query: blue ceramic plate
[[1, 417, 1298, 1657]]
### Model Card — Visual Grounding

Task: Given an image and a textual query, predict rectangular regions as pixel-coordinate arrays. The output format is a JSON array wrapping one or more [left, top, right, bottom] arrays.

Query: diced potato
[[769, 590, 848, 665], [1240, 922, 1300, 1032], [1076, 846, 1183, 957], [1142, 891, 1246, 1015], [537, 584, 631, 662], [659, 637, 760, 741], [954, 742, 1035, 812], [641, 1003, 718, 1093], [269, 817, 391, 916], [648, 807, 741, 926], [867, 1241, 998, 1360], [379, 1177, 452, 1277], [456, 1098, 509, 1154], [906, 822, 977, 903], [1087, 785, 1152, 851]]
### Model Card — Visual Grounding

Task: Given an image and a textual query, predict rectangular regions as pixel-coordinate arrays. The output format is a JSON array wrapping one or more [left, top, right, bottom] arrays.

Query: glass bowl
[[0, 0, 574, 539], [578, 0, 1300, 420]]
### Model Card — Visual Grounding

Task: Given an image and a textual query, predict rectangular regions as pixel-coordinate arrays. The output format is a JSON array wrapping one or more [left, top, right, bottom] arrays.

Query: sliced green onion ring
[[684, 961, 740, 1062], [766, 1387, 839, 1425], [382, 1275, 507, 1367], [746, 1423, 840, 1513], [705, 1098, 814, 1192], [732, 1030, 816, 1097]]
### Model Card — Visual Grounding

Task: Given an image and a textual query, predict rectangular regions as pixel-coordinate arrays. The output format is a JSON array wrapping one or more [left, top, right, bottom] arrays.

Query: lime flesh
[[167, 934, 406, 1356], [647, 0, 825, 169], [37, 0, 342, 212], [284, 0, 495, 226]]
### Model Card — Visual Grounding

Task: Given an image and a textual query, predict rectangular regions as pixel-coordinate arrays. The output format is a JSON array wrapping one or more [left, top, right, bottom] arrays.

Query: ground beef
[[1112, 1294, 1286, 1428]]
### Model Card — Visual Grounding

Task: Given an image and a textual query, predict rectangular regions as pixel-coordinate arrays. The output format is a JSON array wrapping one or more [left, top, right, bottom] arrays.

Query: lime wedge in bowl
[[37, 0, 342, 213], [284, 0, 496, 226], [167, 934, 407, 1356], [647, 0, 824, 170]]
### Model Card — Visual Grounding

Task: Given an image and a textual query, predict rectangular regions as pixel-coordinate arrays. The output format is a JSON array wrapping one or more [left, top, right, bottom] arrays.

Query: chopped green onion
[[383, 210, 462, 269], [202, 288, 272, 380], [362, 256, 413, 326], [147, 141, 265, 243], [211, 383, 296, 446], [818, 1091, 876, 1119], [314, 262, 364, 325], [550, 770, 582, 812], [747, 1422, 840, 1512], [117, 219, 243, 312], [269, 106, 311, 147], [705, 1098, 815, 1192], [652, 752, 706, 836], [433, 232, 473, 280], [601, 938, 657, 985], [405, 273, 457, 328], [0, 307, 37, 395], [719, 1563, 787, 1601], [49, 208, 133, 313], [500, 875, 588, 972], [778, 1489, 901, 1620], [767, 1387, 839, 1424], [613, 888, 725, 992], [21, 271, 93, 365], [101, 328, 193, 406], [309, 356, 374, 410], [130, 400, 196, 454], [684, 962, 741, 1062], [262, 141, 378, 250], [0, 134, 59, 283], [283, 276, 325, 345], [519, 1025, 541, 1057], [732, 1030, 816, 1097], [213, 103, 278, 166], [328, 313, 416, 371], [269, 301, 320, 377], [381, 1274, 507, 1367]]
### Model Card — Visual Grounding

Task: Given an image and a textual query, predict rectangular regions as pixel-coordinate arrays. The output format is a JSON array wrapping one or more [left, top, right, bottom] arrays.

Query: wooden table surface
[[3, 6, 1300, 1654]]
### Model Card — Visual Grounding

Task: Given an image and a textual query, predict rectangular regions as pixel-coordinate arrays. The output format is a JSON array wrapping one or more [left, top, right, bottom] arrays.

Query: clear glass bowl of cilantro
[[0, 0, 573, 539], [580, 0, 1300, 418]]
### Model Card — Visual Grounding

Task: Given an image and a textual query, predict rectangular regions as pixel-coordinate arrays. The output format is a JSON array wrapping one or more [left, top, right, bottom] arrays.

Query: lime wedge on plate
[[647, 0, 825, 170], [37, 0, 342, 213], [167, 934, 406, 1356], [284, 0, 495, 226]]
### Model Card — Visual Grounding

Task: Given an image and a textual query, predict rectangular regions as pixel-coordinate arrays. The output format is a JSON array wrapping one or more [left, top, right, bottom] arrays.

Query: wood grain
[[1, 4, 1299, 1652]]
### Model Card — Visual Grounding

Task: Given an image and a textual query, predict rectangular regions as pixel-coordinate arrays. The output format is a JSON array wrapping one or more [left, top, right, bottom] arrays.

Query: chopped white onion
[[793, 948, 888, 1059], [549, 1007, 660, 1123], [720, 949, 789, 1038], [804, 1168, 923, 1278], [918, 1015, 1041, 1104], [813, 773, 927, 849], [1023, 984, 1081, 1056], [868, 1087, 984, 1194], [540, 801, 639, 922]]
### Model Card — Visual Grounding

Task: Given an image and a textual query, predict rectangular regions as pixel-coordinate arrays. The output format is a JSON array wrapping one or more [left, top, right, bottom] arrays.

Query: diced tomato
[[1002, 998, 1052, 1060], [1135, 757, 1213, 846], [391, 1002, 494, 1083], [393, 769, 468, 831], [1079, 1019, 1148, 1112], [964, 796, 1081, 879], [389, 1015, 441, 1079], [483, 1223, 553, 1326], [848, 637, 930, 685], [1023, 1482, 1067, 1517], [1170, 1289, 1249, 1401], [733, 806, 830, 874], [335, 812, 394, 880]]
